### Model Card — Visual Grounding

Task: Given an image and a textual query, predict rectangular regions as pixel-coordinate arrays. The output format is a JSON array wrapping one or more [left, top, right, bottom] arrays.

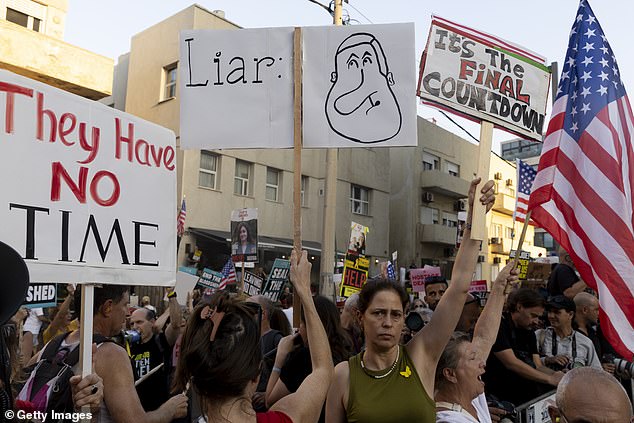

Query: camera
[[613, 357, 634, 379], [405, 311, 425, 332]]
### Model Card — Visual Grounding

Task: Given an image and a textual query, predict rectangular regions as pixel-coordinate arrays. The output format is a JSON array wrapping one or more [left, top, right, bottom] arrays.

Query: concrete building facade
[[0, 0, 113, 99], [390, 118, 545, 284]]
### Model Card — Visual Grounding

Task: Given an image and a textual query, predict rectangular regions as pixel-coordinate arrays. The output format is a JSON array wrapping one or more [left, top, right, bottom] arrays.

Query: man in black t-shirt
[[548, 247, 587, 299], [483, 288, 564, 407], [129, 289, 182, 412]]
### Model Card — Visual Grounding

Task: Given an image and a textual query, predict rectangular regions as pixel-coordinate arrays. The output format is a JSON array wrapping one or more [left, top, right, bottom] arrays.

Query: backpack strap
[[40, 332, 71, 361], [62, 334, 115, 368]]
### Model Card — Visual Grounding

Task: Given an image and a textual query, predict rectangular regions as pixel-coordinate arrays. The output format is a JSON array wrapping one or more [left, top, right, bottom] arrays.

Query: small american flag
[[177, 198, 186, 237], [528, 0, 634, 358], [513, 159, 537, 224], [219, 258, 236, 290], [386, 261, 396, 281]]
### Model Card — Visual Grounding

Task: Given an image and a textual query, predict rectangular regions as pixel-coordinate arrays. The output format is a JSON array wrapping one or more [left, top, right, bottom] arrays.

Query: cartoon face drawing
[[325, 33, 402, 144]]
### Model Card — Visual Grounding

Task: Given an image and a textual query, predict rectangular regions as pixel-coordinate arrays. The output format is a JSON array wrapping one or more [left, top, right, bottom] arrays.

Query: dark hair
[[435, 332, 471, 392], [233, 221, 255, 244], [74, 285, 129, 320], [424, 276, 448, 292], [173, 291, 262, 405], [269, 305, 292, 336], [358, 279, 409, 315], [301, 295, 353, 364], [507, 287, 545, 313]]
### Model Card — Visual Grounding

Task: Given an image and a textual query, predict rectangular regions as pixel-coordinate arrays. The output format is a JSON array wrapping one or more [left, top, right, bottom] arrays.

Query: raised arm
[[271, 249, 334, 423], [164, 288, 182, 346], [406, 178, 495, 388], [471, 262, 519, 360]]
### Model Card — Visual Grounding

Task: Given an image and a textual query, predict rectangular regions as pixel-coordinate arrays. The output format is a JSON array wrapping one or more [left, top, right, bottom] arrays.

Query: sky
[[64, 0, 634, 150]]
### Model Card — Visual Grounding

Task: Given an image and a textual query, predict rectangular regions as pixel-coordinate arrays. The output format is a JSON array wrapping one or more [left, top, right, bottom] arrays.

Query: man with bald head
[[341, 293, 363, 354], [573, 292, 616, 374], [548, 366, 633, 422], [548, 246, 587, 299]]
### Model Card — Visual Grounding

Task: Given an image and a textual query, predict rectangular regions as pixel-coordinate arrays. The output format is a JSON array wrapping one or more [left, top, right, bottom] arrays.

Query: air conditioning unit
[[493, 257, 502, 264], [477, 255, 486, 263], [422, 191, 435, 202], [490, 237, 501, 245], [443, 247, 455, 257], [506, 178, 514, 186], [454, 199, 467, 212], [494, 172, 503, 180]]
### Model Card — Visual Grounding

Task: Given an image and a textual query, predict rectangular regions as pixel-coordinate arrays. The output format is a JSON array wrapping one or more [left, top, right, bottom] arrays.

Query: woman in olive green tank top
[[325, 177, 496, 423]]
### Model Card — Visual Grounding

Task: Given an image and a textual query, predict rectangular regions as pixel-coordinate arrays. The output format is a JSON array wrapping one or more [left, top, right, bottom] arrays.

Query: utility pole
[[320, 0, 342, 298]]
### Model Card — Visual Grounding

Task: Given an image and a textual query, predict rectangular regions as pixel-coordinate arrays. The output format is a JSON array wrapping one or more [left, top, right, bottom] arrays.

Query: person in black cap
[[535, 295, 602, 371]]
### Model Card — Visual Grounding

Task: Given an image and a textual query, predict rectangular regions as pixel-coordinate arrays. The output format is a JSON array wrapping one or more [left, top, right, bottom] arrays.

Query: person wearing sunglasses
[[547, 366, 633, 423], [173, 249, 333, 423]]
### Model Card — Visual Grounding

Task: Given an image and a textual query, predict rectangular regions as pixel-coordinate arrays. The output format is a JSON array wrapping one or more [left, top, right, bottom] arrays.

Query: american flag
[[528, 0, 634, 358], [177, 198, 186, 237], [386, 261, 396, 281], [219, 258, 236, 290], [513, 159, 537, 225]]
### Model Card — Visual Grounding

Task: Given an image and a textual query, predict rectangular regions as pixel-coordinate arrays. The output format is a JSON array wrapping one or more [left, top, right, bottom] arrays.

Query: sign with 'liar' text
[[0, 70, 177, 285], [418, 16, 551, 141]]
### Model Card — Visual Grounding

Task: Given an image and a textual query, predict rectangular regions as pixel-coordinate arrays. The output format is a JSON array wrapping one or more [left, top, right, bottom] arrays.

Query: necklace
[[360, 346, 400, 379]]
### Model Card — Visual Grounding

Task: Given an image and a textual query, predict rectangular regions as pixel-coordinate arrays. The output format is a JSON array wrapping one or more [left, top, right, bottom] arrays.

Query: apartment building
[[0, 0, 112, 99], [390, 118, 545, 283]]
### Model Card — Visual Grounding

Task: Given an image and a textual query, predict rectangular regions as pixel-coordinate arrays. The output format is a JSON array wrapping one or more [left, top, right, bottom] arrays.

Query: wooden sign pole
[[470, 121, 494, 241], [79, 283, 95, 421], [292, 27, 303, 328]]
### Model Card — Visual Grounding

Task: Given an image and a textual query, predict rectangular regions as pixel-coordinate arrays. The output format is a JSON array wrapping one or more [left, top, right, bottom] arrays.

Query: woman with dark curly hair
[[173, 250, 332, 423], [232, 222, 257, 255]]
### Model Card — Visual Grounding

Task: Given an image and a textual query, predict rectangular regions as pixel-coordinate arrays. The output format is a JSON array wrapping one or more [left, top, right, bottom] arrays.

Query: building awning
[[188, 227, 321, 254]]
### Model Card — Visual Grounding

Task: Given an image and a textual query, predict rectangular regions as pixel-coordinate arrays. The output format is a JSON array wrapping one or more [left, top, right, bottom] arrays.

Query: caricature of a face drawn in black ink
[[325, 33, 402, 143]]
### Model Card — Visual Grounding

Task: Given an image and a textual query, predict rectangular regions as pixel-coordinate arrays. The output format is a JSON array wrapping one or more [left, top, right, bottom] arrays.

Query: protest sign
[[23, 283, 57, 309], [303, 23, 416, 148], [180, 28, 294, 149], [339, 254, 369, 298], [0, 70, 177, 285], [510, 250, 531, 279], [243, 271, 264, 297], [175, 271, 199, 306], [410, 265, 442, 293], [418, 16, 550, 141], [196, 268, 224, 291], [262, 259, 290, 302], [347, 222, 368, 256], [231, 208, 258, 263], [469, 279, 488, 294]]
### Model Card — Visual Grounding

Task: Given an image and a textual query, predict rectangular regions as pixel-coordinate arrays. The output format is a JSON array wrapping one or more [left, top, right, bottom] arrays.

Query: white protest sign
[[0, 70, 177, 285], [418, 16, 550, 141], [175, 271, 199, 306], [180, 28, 294, 149], [303, 23, 417, 148]]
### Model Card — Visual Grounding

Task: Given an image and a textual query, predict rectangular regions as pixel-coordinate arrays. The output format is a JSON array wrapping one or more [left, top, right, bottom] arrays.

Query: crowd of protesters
[[1, 177, 633, 423]]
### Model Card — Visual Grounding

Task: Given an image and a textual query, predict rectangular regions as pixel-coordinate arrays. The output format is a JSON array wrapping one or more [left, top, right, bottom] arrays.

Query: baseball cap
[[546, 295, 576, 313]]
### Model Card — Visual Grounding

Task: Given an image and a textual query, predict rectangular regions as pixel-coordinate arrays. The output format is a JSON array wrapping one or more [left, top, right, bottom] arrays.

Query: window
[[234, 160, 251, 196], [422, 152, 440, 171], [491, 223, 503, 238], [266, 167, 281, 202], [505, 227, 514, 239], [301, 175, 308, 206], [447, 161, 460, 177], [6, 8, 28, 27], [442, 212, 458, 228], [199, 151, 219, 189], [420, 206, 439, 225], [162, 64, 177, 100], [534, 232, 555, 249], [350, 185, 370, 216]]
